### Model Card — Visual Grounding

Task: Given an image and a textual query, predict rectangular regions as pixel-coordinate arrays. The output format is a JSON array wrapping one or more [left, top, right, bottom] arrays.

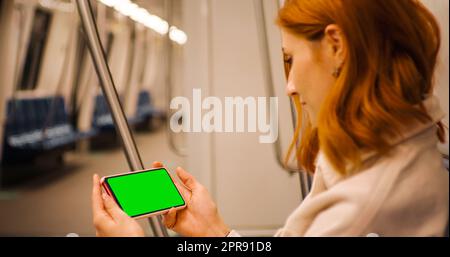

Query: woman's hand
[[91, 174, 145, 237], [153, 162, 230, 237]]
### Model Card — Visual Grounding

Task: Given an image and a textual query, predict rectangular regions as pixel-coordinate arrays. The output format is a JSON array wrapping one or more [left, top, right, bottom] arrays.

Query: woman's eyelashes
[[283, 53, 293, 79]]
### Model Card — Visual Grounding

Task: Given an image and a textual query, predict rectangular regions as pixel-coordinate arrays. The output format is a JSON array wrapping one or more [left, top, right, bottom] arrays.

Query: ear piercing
[[332, 66, 342, 78]]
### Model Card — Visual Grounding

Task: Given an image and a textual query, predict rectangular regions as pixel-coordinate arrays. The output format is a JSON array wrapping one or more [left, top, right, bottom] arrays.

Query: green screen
[[105, 168, 185, 217]]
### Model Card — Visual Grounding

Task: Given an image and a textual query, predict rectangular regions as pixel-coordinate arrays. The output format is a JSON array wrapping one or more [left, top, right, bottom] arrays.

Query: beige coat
[[229, 96, 449, 237]]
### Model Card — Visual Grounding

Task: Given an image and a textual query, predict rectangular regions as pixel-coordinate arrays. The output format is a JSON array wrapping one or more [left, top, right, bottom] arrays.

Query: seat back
[[4, 96, 69, 144]]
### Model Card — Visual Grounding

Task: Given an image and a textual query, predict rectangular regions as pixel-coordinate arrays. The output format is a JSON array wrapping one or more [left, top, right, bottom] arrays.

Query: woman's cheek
[[293, 61, 311, 95]]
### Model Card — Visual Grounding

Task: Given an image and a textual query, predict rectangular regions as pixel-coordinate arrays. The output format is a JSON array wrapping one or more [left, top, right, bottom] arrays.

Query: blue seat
[[2, 96, 88, 155], [92, 95, 115, 130], [135, 91, 165, 122], [92, 93, 162, 130]]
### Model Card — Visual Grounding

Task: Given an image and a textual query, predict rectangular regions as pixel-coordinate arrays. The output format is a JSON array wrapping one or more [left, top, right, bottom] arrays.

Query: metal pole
[[75, 0, 168, 237], [164, 0, 187, 157], [253, 0, 311, 198]]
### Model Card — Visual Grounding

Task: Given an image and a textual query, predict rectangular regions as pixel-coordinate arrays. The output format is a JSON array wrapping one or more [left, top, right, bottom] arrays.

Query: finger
[[152, 161, 164, 168], [173, 180, 191, 203], [167, 171, 191, 198], [92, 174, 114, 230], [175, 167, 198, 191], [92, 174, 108, 217], [102, 193, 128, 221], [163, 208, 178, 229]]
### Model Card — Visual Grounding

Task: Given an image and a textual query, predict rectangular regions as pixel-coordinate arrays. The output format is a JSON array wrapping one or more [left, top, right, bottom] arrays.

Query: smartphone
[[101, 167, 186, 219]]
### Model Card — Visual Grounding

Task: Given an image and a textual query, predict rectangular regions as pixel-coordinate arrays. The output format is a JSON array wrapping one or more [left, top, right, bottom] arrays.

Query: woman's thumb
[[102, 193, 127, 219], [163, 208, 178, 229], [176, 167, 197, 190]]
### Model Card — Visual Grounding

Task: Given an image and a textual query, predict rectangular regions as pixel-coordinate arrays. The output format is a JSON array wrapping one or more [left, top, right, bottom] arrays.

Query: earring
[[332, 66, 342, 78]]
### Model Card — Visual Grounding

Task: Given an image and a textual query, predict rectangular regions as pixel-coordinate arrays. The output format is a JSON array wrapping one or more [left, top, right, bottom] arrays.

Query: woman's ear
[[324, 24, 346, 66]]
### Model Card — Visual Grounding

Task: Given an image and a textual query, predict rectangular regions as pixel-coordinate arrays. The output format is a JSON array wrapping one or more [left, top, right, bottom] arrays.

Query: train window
[[105, 31, 115, 59], [71, 27, 114, 124], [71, 25, 88, 124], [18, 8, 52, 91], [73, 26, 88, 87], [138, 35, 148, 85], [125, 26, 136, 83]]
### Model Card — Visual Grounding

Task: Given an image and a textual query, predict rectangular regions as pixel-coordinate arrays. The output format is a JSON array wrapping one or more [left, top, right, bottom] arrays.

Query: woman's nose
[[286, 80, 297, 97]]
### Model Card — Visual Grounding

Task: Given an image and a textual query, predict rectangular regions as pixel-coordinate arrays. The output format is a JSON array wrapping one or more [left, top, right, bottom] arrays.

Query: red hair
[[278, 0, 446, 174]]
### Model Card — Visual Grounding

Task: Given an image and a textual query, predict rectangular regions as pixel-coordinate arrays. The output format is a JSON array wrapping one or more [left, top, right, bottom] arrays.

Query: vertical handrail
[[252, 0, 312, 197], [164, 0, 187, 157], [75, 0, 168, 237]]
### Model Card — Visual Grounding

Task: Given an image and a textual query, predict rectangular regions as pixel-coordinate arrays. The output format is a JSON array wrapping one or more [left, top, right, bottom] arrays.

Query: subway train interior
[[0, 0, 448, 237]]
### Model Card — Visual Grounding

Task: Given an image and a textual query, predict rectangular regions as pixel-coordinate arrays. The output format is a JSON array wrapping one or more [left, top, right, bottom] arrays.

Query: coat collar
[[316, 95, 446, 188]]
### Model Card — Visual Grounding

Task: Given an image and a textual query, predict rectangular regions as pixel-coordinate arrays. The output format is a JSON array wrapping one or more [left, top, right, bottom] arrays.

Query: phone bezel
[[100, 167, 186, 219]]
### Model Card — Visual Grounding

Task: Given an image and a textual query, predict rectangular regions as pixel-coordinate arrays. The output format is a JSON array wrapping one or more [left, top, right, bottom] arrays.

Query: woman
[[91, 0, 449, 237]]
